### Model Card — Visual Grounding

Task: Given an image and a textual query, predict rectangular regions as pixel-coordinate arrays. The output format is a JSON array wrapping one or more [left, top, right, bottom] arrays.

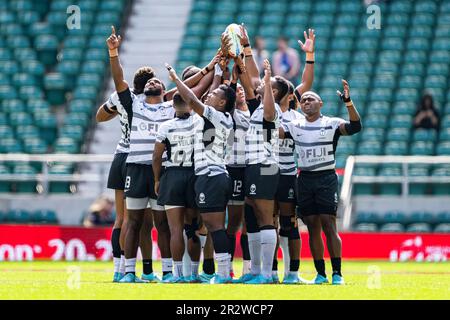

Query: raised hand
[[106, 25, 122, 50], [298, 28, 315, 53], [207, 53, 221, 71], [238, 23, 250, 46], [221, 32, 233, 57], [336, 79, 351, 101], [263, 59, 271, 82], [165, 63, 178, 82]]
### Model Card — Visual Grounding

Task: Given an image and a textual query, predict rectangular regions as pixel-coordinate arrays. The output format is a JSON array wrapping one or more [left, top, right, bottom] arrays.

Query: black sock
[[240, 234, 251, 260], [126, 272, 135, 276], [227, 233, 236, 261], [314, 259, 326, 277], [272, 258, 278, 271], [143, 259, 153, 275], [331, 257, 342, 276], [290, 259, 300, 272], [111, 228, 121, 258], [210, 229, 230, 254], [120, 250, 124, 256], [163, 271, 171, 276], [203, 258, 215, 275]]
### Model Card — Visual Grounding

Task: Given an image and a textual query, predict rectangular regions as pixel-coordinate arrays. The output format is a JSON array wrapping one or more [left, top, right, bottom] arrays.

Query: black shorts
[[296, 170, 338, 216], [227, 166, 245, 204], [107, 153, 128, 190], [276, 174, 296, 203], [195, 173, 232, 213], [124, 163, 162, 199], [157, 167, 196, 208], [245, 163, 280, 200]]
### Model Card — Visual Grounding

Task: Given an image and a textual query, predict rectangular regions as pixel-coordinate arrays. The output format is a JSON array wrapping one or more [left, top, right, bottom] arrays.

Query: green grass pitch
[[0, 260, 448, 300]]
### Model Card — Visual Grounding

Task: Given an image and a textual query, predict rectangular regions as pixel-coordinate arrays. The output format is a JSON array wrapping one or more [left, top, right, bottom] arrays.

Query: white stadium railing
[[339, 156, 450, 231], [0, 154, 114, 195]]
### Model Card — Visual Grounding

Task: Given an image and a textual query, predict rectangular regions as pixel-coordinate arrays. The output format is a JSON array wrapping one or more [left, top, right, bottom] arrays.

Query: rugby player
[[280, 80, 362, 285], [153, 93, 203, 283], [107, 26, 174, 283], [166, 63, 236, 284], [96, 66, 158, 282]]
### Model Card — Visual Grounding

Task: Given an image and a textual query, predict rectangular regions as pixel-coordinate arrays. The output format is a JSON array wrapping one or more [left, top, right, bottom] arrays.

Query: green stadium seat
[[10, 112, 34, 126], [2, 99, 25, 113], [59, 48, 84, 62], [73, 86, 98, 101], [34, 112, 57, 144], [64, 36, 88, 49], [384, 141, 408, 155], [412, 129, 437, 142], [6, 209, 31, 223], [357, 141, 382, 155], [409, 168, 430, 195], [16, 125, 39, 140], [432, 38, 450, 51], [44, 73, 68, 105], [100, 0, 125, 11], [0, 125, 14, 139], [0, 163, 10, 192], [389, 115, 413, 129], [27, 99, 50, 113], [383, 211, 408, 224], [404, 49, 428, 63], [265, 1, 288, 14], [429, 50, 450, 64], [189, 12, 210, 24], [20, 86, 44, 100], [12, 164, 36, 193], [38, 209, 59, 224], [410, 141, 434, 155], [48, 164, 73, 193], [407, 38, 429, 51], [12, 73, 36, 88], [412, 13, 435, 25], [81, 61, 106, 74], [96, 12, 121, 25], [436, 142, 450, 155], [21, 60, 45, 77], [354, 211, 380, 225], [406, 223, 432, 233], [393, 102, 416, 115], [409, 211, 435, 225], [54, 137, 79, 153], [386, 128, 409, 142], [439, 128, 450, 142], [0, 61, 19, 76], [425, 75, 447, 89], [64, 113, 90, 128], [34, 35, 59, 66], [380, 223, 405, 233], [60, 125, 84, 141], [434, 224, 450, 233], [353, 223, 378, 232], [68, 99, 95, 114], [261, 14, 284, 26], [378, 50, 402, 63], [401, 63, 424, 77], [0, 113, 7, 125], [398, 75, 422, 89], [23, 137, 47, 154], [364, 115, 387, 129], [427, 63, 449, 77], [395, 88, 419, 102], [0, 137, 23, 153]]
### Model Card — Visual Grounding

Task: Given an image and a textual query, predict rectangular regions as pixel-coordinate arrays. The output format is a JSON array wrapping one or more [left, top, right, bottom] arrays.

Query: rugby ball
[[224, 23, 243, 57]]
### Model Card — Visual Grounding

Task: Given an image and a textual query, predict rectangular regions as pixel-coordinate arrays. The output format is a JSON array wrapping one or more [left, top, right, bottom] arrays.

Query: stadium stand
[[0, 0, 128, 194]]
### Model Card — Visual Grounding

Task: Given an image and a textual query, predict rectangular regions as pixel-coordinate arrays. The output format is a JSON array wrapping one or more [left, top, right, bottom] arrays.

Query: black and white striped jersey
[[117, 88, 175, 165], [245, 103, 282, 165], [282, 115, 346, 171], [156, 114, 203, 168], [194, 105, 233, 176], [279, 109, 304, 175], [105, 90, 145, 154], [227, 109, 250, 168]]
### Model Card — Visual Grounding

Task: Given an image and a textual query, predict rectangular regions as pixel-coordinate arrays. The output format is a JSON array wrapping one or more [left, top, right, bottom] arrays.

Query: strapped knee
[[184, 223, 199, 243]]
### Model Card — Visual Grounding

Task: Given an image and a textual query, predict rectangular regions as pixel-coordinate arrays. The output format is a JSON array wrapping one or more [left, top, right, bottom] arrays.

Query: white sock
[[215, 252, 230, 278], [191, 261, 199, 276], [199, 234, 207, 250], [261, 229, 277, 278], [125, 258, 136, 274], [162, 258, 173, 274], [182, 231, 192, 277], [119, 255, 126, 274], [279, 236, 290, 277], [243, 260, 251, 275], [113, 257, 121, 273], [173, 261, 183, 278], [248, 232, 261, 275]]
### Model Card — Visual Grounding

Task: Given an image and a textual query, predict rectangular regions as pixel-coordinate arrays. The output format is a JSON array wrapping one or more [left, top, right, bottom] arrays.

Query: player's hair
[[182, 65, 201, 81], [173, 92, 186, 108], [272, 76, 290, 103], [133, 66, 155, 94], [218, 84, 236, 113]]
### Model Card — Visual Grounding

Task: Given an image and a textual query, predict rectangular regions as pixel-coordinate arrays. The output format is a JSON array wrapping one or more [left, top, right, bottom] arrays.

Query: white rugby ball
[[224, 23, 243, 57]]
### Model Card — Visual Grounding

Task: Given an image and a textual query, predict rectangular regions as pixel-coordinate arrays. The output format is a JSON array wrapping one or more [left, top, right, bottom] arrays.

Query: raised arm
[[107, 26, 128, 93], [95, 103, 117, 122], [235, 54, 256, 100], [239, 24, 260, 85], [295, 29, 316, 97], [262, 59, 276, 122], [337, 80, 362, 136], [166, 63, 206, 116]]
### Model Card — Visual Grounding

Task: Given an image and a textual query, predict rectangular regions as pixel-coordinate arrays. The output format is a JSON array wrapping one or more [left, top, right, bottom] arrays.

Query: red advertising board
[[0, 224, 448, 261]]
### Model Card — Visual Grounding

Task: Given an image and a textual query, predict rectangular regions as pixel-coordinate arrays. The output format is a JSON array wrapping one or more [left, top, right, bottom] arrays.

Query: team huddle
[[96, 24, 362, 285]]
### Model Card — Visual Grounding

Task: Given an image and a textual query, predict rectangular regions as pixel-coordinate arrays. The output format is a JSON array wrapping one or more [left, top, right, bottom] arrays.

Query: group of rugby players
[[96, 23, 361, 285]]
